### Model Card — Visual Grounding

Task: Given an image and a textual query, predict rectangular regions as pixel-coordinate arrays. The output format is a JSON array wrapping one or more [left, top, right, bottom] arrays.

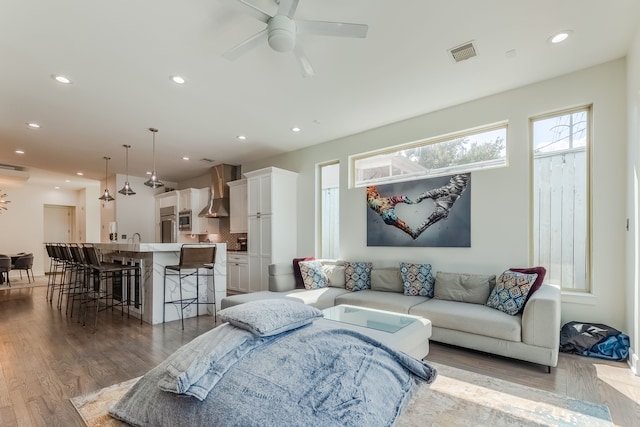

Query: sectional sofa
[[220, 260, 561, 371]]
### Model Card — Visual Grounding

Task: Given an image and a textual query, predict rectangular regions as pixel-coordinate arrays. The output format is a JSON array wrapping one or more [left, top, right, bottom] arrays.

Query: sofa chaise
[[221, 260, 561, 371]]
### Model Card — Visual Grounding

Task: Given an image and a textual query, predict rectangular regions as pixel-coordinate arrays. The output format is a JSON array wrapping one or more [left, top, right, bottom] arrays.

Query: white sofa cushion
[[410, 299, 522, 342], [336, 290, 429, 314], [370, 267, 403, 293], [434, 271, 495, 304]]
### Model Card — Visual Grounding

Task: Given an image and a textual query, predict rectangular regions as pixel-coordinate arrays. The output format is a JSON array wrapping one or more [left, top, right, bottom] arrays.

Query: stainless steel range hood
[[198, 164, 239, 218]]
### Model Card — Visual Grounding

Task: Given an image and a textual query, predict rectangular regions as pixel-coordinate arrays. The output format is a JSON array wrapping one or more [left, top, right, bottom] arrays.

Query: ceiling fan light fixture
[[268, 15, 296, 52]]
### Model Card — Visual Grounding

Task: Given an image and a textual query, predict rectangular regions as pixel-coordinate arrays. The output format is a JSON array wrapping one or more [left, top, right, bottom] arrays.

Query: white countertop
[[93, 242, 226, 253]]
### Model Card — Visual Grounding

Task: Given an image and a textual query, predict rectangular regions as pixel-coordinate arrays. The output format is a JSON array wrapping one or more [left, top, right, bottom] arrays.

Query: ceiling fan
[[222, 0, 369, 77]]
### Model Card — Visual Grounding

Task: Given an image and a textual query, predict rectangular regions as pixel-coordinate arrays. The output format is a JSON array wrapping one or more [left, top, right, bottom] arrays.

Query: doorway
[[43, 205, 75, 273]]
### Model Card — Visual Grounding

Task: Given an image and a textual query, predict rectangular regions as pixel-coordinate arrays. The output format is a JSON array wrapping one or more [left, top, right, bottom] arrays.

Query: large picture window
[[350, 123, 507, 188], [319, 162, 339, 259], [531, 107, 590, 292]]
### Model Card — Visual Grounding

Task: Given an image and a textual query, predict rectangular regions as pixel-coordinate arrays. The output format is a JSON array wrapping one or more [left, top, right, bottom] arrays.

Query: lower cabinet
[[227, 253, 248, 293]]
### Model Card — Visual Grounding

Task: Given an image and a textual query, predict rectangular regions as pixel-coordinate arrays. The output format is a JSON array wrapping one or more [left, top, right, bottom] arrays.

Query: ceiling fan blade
[[293, 45, 315, 78], [223, 29, 268, 61], [277, 0, 299, 18], [296, 20, 368, 38], [231, 0, 272, 23]]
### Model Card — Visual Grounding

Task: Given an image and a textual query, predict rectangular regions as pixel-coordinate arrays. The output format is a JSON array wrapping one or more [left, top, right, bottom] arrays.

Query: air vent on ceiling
[[0, 163, 29, 184], [200, 158, 216, 163], [448, 41, 477, 63]]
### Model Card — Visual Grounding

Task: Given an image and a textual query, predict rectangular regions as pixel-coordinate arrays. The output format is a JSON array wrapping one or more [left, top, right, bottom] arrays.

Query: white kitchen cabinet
[[228, 179, 247, 234], [227, 252, 248, 293], [244, 167, 297, 292]]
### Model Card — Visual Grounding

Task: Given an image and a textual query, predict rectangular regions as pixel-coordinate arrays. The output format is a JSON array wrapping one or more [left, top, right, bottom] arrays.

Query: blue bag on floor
[[559, 321, 630, 361]]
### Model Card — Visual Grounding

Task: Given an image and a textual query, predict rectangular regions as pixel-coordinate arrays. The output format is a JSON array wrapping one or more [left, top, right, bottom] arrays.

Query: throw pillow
[[509, 266, 546, 309], [298, 260, 329, 289], [370, 267, 404, 293], [434, 271, 496, 304], [486, 270, 539, 315], [322, 264, 346, 288], [344, 261, 373, 291], [292, 257, 315, 289], [218, 299, 323, 337], [400, 262, 435, 297]]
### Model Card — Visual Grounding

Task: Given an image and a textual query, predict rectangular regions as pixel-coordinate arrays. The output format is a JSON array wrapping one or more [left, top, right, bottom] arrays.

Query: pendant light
[[98, 156, 115, 201], [144, 127, 164, 188], [118, 144, 136, 195]]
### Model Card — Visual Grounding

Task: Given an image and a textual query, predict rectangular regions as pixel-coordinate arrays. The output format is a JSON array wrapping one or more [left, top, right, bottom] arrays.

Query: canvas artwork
[[366, 173, 471, 247]]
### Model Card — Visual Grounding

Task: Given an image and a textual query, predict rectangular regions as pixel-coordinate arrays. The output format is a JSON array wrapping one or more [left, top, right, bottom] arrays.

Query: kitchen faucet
[[132, 233, 141, 244]]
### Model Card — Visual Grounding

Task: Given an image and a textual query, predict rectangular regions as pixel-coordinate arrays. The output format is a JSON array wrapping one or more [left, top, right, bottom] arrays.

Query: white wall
[[244, 58, 628, 331], [0, 179, 100, 275], [626, 25, 640, 374], [111, 173, 169, 243]]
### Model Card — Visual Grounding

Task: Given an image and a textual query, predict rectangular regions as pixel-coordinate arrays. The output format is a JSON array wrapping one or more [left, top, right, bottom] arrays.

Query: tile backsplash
[[199, 217, 247, 251]]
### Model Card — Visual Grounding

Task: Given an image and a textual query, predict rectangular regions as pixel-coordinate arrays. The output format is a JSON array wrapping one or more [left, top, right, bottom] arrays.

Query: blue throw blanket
[[110, 321, 437, 426]]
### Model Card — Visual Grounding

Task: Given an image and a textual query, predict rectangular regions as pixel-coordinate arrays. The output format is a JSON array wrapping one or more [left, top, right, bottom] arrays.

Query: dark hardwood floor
[[0, 277, 638, 426]]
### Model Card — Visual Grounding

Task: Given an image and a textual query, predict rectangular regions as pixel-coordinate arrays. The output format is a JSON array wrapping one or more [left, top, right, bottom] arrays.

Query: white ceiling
[[1, 0, 639, 189]]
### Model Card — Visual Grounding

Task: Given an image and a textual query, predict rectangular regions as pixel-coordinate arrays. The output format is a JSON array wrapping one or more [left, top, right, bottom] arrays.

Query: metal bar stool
[[81, 244, 141, 333], [163, 244, 217, 330]]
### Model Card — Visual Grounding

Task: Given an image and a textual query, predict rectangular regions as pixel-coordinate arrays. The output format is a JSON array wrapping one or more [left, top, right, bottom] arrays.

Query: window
[[320, 162, 339, 259], [351, 123, 507, 188], [531, 107, 590, 292]]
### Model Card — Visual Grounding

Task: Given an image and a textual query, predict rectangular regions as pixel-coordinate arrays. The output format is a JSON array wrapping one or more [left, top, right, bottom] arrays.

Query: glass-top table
[[319, 304, 432, 359], [323, 304, 421, 333]]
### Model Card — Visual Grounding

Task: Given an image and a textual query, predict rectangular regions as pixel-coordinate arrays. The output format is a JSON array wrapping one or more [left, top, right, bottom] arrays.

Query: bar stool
[[163, 244, 217, 330], [81, 244, 141, 333]]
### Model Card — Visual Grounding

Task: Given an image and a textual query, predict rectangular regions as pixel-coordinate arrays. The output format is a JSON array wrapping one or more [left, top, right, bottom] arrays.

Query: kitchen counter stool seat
[[82, 244, 141, 333], [163, 244, 217, 330]]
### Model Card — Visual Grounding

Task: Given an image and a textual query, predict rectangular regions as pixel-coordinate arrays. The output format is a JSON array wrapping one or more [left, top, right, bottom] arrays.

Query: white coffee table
[[317, 304, 432, 359]]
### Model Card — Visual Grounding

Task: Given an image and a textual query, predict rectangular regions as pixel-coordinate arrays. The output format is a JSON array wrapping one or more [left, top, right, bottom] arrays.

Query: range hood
[[198, 164, 239, 218]]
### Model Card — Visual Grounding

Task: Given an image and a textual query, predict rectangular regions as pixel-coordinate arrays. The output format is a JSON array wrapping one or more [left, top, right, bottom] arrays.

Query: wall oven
[[178, 210, 192, 231], [160, 206, 176, 243]]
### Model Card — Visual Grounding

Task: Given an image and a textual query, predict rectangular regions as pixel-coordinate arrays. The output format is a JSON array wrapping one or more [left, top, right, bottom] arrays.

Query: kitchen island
[[93, 242, 226, 325]]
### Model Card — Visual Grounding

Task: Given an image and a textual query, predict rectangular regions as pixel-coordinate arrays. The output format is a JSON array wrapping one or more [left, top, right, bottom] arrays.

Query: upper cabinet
[[228, 179, 248, 234], [247, 172, 272, 216]]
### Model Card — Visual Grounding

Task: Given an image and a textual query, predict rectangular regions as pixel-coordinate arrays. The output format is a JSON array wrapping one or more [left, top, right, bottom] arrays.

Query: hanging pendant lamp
[[98, 156, 115, 201], [118, 144, 136, 195], [144, 127, 164, 188]]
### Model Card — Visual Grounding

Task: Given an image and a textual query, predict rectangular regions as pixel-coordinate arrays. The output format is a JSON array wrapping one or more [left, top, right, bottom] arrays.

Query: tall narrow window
[[532, 107, 590, 292], [320, 162, 340, 259]]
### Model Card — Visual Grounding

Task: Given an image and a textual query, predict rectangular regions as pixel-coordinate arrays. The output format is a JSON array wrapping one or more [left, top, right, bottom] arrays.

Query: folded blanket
[[158, 323, 256, 399]]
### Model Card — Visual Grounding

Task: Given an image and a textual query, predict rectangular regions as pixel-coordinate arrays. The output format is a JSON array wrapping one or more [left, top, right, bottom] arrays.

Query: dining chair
[[12, 253, 34, 283], [0, 255, 11, 286]]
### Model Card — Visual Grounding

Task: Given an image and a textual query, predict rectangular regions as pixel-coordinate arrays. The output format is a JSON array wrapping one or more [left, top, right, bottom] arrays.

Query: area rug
[[71, 362, 612, 427]]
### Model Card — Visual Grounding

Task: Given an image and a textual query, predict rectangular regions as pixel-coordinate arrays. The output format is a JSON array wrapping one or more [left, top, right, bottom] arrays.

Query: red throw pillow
[[293, 257, 315, 289], [509, 266, 546, 310]]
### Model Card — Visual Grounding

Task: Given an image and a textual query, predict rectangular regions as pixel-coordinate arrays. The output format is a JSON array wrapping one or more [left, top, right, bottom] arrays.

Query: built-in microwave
[[178, 210, 192, 231]]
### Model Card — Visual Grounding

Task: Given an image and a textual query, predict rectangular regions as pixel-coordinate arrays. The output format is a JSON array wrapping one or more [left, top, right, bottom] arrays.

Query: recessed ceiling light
[[15, 150, 24, 154], [291, 127, 301, 132], [54, 186, 60, 190], [146, 171, 152, 175], [549, 30, 572, 44], [65, 179, 71, 183], [182, 156, 190, 161], [76, 172, 83, 176], [237, 135, 247, 140], [171, 76, 186, 84], [51, 74, 72, 84], [27, 122, 40, 129]]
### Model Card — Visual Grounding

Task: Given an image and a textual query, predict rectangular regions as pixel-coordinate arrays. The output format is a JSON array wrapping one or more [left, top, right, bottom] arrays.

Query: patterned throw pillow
[[400, 262, 435, 297], [486, 270, 539, 315], [344, 262, 373, 291], [298, 260, 329, 289]]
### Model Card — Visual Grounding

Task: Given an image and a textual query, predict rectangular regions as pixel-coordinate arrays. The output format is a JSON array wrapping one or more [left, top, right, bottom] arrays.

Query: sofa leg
[[547, 366, 551, 374]]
